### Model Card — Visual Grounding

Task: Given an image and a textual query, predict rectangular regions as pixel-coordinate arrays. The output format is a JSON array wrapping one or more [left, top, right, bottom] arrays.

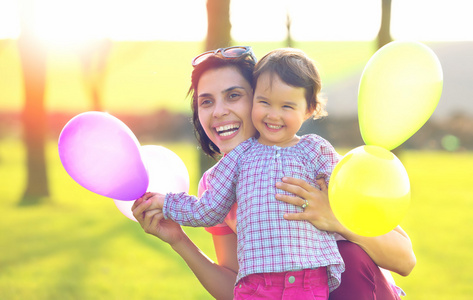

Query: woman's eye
[[229, 93, 241, 100], [283, 105, 294, 109], [199, 99, 212, 106]]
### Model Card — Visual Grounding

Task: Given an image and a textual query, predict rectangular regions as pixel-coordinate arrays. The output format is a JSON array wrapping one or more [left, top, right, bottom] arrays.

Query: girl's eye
[[283, 105, 294, 109]]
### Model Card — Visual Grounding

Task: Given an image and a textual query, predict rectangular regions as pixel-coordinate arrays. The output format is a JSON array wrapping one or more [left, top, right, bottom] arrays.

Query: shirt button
[[288, 276, 295, 284]]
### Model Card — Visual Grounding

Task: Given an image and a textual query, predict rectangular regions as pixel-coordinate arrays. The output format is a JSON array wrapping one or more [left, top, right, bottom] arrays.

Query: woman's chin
[[215, 131, 249, 153]]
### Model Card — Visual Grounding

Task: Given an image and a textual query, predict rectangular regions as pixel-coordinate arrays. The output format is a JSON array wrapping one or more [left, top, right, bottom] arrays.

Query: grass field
[[1, 138, 472, 299]]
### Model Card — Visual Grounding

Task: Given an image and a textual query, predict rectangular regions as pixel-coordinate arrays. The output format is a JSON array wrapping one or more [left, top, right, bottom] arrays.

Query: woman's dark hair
[[253, 48, 327, 119], [188, 55, 255, 159]]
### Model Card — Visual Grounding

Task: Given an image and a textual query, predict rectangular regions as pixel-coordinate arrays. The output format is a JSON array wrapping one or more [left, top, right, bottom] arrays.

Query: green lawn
[[1, 139, 472, 299], [392, 151, 473, 299]]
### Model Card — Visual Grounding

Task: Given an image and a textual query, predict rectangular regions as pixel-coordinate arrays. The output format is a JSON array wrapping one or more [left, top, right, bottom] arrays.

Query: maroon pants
[[329, 241, 401, 300]]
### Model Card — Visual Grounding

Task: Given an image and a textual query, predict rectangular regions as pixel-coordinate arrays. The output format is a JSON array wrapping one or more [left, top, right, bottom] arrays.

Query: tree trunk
[[286, 11, 293, 48], [377, 0, 392, 49], [205, 0, 232, 50], [18, 23, 50, 205]]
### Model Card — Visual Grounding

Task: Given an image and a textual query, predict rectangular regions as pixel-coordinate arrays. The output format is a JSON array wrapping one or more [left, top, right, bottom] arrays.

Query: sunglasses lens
[[222, 47, 248, 58], [192, 47, 253, 67], [192, 52, 214, 66]]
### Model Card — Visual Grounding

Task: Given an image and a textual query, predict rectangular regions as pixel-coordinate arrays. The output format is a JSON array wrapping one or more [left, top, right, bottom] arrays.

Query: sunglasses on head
[[192, 46, 257, 67]]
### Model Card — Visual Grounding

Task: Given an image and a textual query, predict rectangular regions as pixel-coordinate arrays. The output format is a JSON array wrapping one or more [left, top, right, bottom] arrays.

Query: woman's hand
[[132, 192, 185, 246], [275, 176, 345, 234]]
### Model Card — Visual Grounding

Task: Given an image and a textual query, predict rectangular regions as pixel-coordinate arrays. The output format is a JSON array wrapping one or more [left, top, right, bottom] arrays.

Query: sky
[[0, 0, 472, 45]]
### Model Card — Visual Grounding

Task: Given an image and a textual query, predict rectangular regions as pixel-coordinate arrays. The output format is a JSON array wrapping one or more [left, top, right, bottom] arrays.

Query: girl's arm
[[275, 176, 416, 276], [132, 198, 237, 299]]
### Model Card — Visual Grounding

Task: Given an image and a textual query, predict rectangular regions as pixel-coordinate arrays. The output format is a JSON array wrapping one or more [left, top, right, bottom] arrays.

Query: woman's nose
[[213, 100, 229, 118]]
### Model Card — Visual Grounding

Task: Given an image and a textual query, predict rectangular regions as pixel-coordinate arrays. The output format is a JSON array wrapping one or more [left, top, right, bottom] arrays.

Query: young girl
[[147, 48, 344, 299]]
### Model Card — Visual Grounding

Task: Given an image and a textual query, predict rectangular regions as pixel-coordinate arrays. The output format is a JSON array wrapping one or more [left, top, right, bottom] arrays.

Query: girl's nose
[[266, 108, 279, 120]]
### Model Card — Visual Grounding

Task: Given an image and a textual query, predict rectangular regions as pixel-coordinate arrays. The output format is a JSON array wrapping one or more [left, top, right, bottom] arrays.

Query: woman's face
[[197, 66, 256, 154]]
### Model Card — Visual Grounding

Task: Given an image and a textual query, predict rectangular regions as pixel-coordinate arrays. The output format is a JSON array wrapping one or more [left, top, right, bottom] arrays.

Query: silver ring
[[301, 199, 309, 209]]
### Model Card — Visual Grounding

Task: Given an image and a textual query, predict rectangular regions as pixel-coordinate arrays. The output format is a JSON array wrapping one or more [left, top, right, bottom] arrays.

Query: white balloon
[[114, 145, 190, 222]]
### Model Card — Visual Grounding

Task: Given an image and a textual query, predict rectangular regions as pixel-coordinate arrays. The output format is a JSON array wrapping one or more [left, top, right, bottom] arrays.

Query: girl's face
[[197, 66, 256, 154], [252, 72, 313, 147]]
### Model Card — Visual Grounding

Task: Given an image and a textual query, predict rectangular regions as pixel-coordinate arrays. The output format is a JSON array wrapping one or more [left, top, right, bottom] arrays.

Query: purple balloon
[[58, 111, 149, 200]]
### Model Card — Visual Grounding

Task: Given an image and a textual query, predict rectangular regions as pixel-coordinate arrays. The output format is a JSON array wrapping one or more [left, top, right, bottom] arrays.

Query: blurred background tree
[[18, 0, 49, 205], [377, 0, 393, 49], [17, 3, 112, 205], [205, 0, 231, 50]]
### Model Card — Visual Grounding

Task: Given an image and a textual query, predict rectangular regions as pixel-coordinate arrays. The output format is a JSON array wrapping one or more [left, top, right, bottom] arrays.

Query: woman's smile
[[214, 122, 241, 137]]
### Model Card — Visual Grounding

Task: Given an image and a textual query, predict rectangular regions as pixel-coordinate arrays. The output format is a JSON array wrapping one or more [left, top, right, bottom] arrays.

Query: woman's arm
[[340, 225, 416, 276], [132, 197, 237, 300], [171, 232, 238, 300], [275, 177, 416, 276]]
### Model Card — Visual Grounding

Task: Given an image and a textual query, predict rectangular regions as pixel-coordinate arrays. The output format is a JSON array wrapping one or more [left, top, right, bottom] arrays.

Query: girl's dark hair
[[253, 48, 327, 119], [188, 55, 255, 159]]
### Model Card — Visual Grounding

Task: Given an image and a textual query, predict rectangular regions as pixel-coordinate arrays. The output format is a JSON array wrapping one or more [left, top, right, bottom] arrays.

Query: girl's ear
[[305, 108, 315, 120]]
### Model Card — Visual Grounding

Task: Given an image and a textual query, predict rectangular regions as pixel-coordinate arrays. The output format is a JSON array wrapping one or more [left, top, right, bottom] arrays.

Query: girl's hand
[[132, 192, 185, 246], [275, 177, 345, 234]]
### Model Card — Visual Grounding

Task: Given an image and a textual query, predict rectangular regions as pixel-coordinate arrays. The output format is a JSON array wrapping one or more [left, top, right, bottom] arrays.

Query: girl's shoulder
[[298, 134, 334, 151], [297, 134, 340, 160], [300, 133, 329, 143]]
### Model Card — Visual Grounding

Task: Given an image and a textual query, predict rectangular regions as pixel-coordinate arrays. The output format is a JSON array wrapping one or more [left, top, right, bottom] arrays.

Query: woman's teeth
[[216, 124, 239, 136]]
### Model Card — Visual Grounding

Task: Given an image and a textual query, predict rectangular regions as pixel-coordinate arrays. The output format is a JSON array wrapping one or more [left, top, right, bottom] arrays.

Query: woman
[[132, 46, 416, 299]]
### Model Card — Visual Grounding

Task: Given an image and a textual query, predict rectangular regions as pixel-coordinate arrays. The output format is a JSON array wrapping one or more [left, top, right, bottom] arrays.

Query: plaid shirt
[[164, 135, 345, 291]]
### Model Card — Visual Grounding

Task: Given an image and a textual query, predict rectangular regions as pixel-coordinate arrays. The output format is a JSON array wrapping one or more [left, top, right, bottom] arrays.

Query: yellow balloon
[[358, 41, 443, 150], [328, 145, 410, 237]]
